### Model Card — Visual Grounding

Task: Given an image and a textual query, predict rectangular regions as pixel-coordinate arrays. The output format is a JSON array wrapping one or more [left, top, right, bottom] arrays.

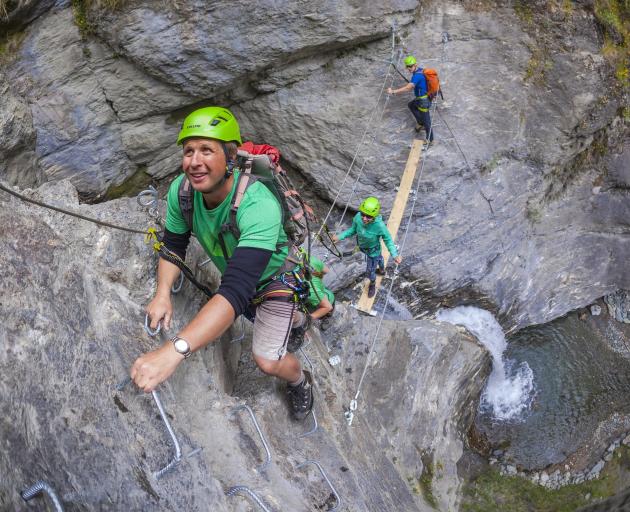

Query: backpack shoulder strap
[[178, 176, 194, 232], [217, 169, 258, 260]]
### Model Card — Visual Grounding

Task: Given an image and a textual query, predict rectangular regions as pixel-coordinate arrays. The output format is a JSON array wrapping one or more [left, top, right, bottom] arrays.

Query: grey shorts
[[252, 299, 297, 361]]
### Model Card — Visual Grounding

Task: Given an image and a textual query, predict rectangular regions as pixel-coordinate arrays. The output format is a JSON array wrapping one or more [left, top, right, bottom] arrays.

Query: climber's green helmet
[[359, 196, 381, 217], [177, 106, 242, 145], [404, 55, 417, 67]]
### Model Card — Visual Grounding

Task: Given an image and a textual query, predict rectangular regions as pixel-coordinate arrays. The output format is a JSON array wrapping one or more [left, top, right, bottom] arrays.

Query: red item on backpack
[[238, 141, 281, 165]]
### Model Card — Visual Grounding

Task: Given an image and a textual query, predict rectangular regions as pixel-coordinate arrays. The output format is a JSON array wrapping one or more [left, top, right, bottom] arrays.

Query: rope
[[346, 32, 448, 426], [313, 23, 401, 246], [0, 182, 149, 234]]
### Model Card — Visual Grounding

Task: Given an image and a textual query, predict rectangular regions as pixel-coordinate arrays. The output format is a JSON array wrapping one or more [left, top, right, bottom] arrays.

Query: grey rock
[[605, 290, 630, 323], [588, 460, 605, 479], [0, 179, 487, 511], [590, 304, 602, 316]]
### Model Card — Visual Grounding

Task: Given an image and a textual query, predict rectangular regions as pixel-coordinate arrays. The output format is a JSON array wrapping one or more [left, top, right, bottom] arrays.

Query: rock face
[[0, 180, 489, 510], [0, 0, 629, 509], [1, 0, 627, 330], [605, 289, 630, 323]]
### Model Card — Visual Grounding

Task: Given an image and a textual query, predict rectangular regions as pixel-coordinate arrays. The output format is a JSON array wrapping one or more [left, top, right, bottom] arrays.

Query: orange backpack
[[423, 68, 441, 99]]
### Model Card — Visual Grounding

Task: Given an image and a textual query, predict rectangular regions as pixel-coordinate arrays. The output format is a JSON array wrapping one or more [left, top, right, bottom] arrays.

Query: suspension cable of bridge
[[345, 32, 448, 426], [313, 23, 403, 246]]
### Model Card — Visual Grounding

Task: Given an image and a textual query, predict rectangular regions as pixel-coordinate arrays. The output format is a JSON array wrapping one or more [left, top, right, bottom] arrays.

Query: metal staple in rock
[[21, 480, 64, 512], [152, 390, 183, 479], [225, 486, 272, 512], [144, 313, 162, 337], [296, 460, 341, 512], [230, 404, 272, 472]]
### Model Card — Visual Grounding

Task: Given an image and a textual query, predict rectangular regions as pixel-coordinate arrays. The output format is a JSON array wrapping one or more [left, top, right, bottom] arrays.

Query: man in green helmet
[[387, 55, 434, 143], [130, 106, 313, 421], [333, 197, 402, 298]]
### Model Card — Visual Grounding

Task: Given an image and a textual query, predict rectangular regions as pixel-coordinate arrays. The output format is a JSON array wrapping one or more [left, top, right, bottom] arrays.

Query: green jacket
[[338, 212, 398, 258]]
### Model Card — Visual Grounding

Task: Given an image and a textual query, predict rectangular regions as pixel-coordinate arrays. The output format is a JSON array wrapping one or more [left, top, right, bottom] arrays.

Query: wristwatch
[[170, 336, 192, 359]]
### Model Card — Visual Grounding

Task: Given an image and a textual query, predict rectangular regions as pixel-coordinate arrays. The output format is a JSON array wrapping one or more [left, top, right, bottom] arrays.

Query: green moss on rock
[[104, 166, 153, 201], [462, 446, 630, 512]]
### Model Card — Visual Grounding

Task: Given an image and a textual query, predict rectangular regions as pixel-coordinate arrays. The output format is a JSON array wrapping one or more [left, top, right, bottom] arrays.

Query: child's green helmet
[[404, 55, 417, 67], [359, 197, 381, 217], [177, 106, 242, 145]]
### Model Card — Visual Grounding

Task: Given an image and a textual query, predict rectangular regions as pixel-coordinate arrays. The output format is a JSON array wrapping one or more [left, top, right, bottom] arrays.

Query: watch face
[[174, 338, 189, 353]]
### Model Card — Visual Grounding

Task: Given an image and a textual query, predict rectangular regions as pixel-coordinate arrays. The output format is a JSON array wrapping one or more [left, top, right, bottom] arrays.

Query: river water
[[439, 306, 630, 470]]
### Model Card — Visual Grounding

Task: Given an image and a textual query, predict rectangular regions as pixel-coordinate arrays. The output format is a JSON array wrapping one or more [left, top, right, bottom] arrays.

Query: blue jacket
[[338, 212, 398, 258], [411, 68, 428, 98]]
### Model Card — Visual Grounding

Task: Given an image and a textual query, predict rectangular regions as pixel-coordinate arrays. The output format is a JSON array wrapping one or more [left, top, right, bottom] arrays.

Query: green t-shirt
[[165, 172, 289, 283], [305, 256, 335, 310]]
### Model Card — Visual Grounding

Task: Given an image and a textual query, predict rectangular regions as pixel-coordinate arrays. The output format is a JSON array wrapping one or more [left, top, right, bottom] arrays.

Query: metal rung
[[21, 481, 64, 512], [152, 390, 182, 479], [197, 257, 212, 269], [230, 405, 272, 472], [298, 410, 318, 438], [144, 314, 161, 337], [137, 186, 158, 207], [226, 486, 272, 512], [229, 316, 246, 344], [296, 460, 341, 511], [171, 272, 184, 294]]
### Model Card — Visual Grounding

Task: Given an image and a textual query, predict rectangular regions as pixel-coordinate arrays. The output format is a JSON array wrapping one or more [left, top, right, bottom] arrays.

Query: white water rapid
[[436, 306, 535, 421]]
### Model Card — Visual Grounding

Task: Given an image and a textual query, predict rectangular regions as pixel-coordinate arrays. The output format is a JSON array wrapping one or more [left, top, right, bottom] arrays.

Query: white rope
[[345, 33, 448, 426], [313, 23, 402, 244]]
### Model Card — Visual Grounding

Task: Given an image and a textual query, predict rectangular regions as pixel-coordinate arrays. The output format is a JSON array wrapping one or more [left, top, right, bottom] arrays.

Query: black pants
[[407, 99, 434, 142]]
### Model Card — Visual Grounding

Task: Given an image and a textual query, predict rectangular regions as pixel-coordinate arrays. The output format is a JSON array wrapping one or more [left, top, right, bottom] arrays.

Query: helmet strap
[[222, 143, 235, 178]]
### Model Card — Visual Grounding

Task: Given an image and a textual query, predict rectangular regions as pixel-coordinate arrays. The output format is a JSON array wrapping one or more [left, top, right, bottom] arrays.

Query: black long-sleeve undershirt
[[161, 229, 273, 317]]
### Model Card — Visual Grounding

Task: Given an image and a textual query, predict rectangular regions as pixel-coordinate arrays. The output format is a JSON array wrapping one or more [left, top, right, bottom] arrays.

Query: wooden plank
[[355, 139, 425, 314]]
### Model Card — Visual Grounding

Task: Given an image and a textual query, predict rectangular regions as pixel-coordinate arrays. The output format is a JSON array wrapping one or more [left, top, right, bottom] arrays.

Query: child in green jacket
[[333, 197, 402, 298]]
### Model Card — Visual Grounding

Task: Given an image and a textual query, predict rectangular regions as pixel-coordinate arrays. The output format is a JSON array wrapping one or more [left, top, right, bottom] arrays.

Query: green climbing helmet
[[404, 55, 417, 67], [359, 196, 380, 217], [177, 106, 242, 145]]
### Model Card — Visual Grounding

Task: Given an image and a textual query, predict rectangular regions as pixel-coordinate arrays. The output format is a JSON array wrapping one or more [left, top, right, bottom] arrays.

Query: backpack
[[423, 68, 442, 100], [177, 142, 315, 260]]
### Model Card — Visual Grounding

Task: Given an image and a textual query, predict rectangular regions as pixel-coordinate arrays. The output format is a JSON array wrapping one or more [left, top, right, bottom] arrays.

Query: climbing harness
[[144, 313, 162, 337], [21, 480, 64, 512], [229, 405, 272, 472], [297, 460, 341, 512], [225, 486, 272, 512]]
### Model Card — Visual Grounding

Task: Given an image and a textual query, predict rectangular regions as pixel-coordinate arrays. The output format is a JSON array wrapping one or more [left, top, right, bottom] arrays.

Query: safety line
[[313, 23, 401, 245], [0, 182, 148, 234], [345, 34, 448, 426]]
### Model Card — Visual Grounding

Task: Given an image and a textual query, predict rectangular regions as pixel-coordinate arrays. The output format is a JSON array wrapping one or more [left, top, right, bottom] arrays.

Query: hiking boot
[[286, 316, 311, 353], [375, 267, 386, 276], [286, 370, 314, 420], [368, 281, 376, 298]]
